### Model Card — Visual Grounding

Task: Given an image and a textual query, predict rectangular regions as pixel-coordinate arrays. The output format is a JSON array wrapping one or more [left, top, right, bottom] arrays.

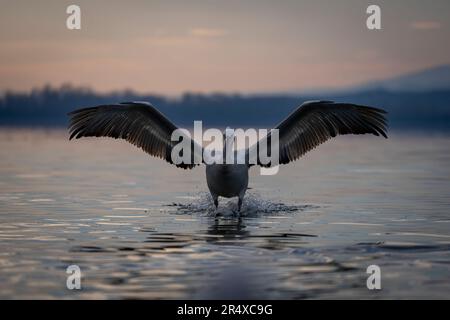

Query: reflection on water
[[0, 129, 450, 299]]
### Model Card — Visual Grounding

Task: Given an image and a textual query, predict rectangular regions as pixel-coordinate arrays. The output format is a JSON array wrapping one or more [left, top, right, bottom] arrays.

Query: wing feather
[[68, 102, 202, 169], [247, 101, 388, 166]]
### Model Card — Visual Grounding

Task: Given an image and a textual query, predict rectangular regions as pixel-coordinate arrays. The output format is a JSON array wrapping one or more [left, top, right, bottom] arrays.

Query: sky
[[0, 0, 449, 95]]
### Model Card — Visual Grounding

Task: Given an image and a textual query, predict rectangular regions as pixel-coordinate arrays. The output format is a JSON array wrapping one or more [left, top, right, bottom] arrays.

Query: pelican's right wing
[[68, 102, 203, 169]]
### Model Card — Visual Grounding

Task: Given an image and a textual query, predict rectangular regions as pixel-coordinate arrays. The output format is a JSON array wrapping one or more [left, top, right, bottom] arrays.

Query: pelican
[[68, 101, 387, 213]]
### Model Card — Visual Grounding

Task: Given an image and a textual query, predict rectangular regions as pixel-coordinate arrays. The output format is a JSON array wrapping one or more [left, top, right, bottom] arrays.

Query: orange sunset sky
[[1, 0, 449, 95]]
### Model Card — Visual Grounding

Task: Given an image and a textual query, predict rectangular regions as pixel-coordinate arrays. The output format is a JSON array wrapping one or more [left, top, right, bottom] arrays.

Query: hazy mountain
[[2, 65, 450, 131], [358, 65, 450, 92]]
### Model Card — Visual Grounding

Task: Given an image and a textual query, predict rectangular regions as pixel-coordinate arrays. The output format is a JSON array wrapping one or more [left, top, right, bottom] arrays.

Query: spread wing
[[68, 102, 203, 169], [247, 100, 388, 166]]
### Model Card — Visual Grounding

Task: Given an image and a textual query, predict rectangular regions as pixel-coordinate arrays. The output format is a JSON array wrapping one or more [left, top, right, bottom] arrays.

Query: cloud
[[134, 28, 228, 47], [410, 21, 441, 30], [189, 28, 228, 38]]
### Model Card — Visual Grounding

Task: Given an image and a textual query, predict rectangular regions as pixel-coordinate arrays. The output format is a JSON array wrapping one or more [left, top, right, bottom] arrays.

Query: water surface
[[0, 129, 449, 299]]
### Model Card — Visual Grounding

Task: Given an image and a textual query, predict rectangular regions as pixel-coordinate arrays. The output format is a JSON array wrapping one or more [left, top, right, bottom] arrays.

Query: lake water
[[0, 129, 449, 299]]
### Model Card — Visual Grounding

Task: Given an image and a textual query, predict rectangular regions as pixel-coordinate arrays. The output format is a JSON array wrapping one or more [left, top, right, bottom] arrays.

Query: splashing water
[[167, 192, 316, 217]]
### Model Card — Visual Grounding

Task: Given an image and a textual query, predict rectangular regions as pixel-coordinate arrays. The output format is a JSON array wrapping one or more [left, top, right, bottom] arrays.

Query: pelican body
[[68, 100, 388, 213], [206, 164, 249, 210]]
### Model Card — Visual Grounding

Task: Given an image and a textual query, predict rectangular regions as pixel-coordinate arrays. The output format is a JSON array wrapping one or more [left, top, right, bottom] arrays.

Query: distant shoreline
[[1, 86, 450, 131]]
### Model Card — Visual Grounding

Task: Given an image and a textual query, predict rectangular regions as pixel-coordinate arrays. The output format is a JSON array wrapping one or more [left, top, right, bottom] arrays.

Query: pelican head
[[222, 127, 236, 154]]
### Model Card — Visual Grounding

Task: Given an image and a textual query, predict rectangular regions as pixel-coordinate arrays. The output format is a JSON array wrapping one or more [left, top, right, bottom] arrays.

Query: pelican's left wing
[[68, 102, 203, 169], [246, 100, 388, 167]]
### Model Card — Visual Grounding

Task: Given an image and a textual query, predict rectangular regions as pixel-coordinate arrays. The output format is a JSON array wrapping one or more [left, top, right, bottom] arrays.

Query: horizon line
[[1, 63, 449, 98]]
